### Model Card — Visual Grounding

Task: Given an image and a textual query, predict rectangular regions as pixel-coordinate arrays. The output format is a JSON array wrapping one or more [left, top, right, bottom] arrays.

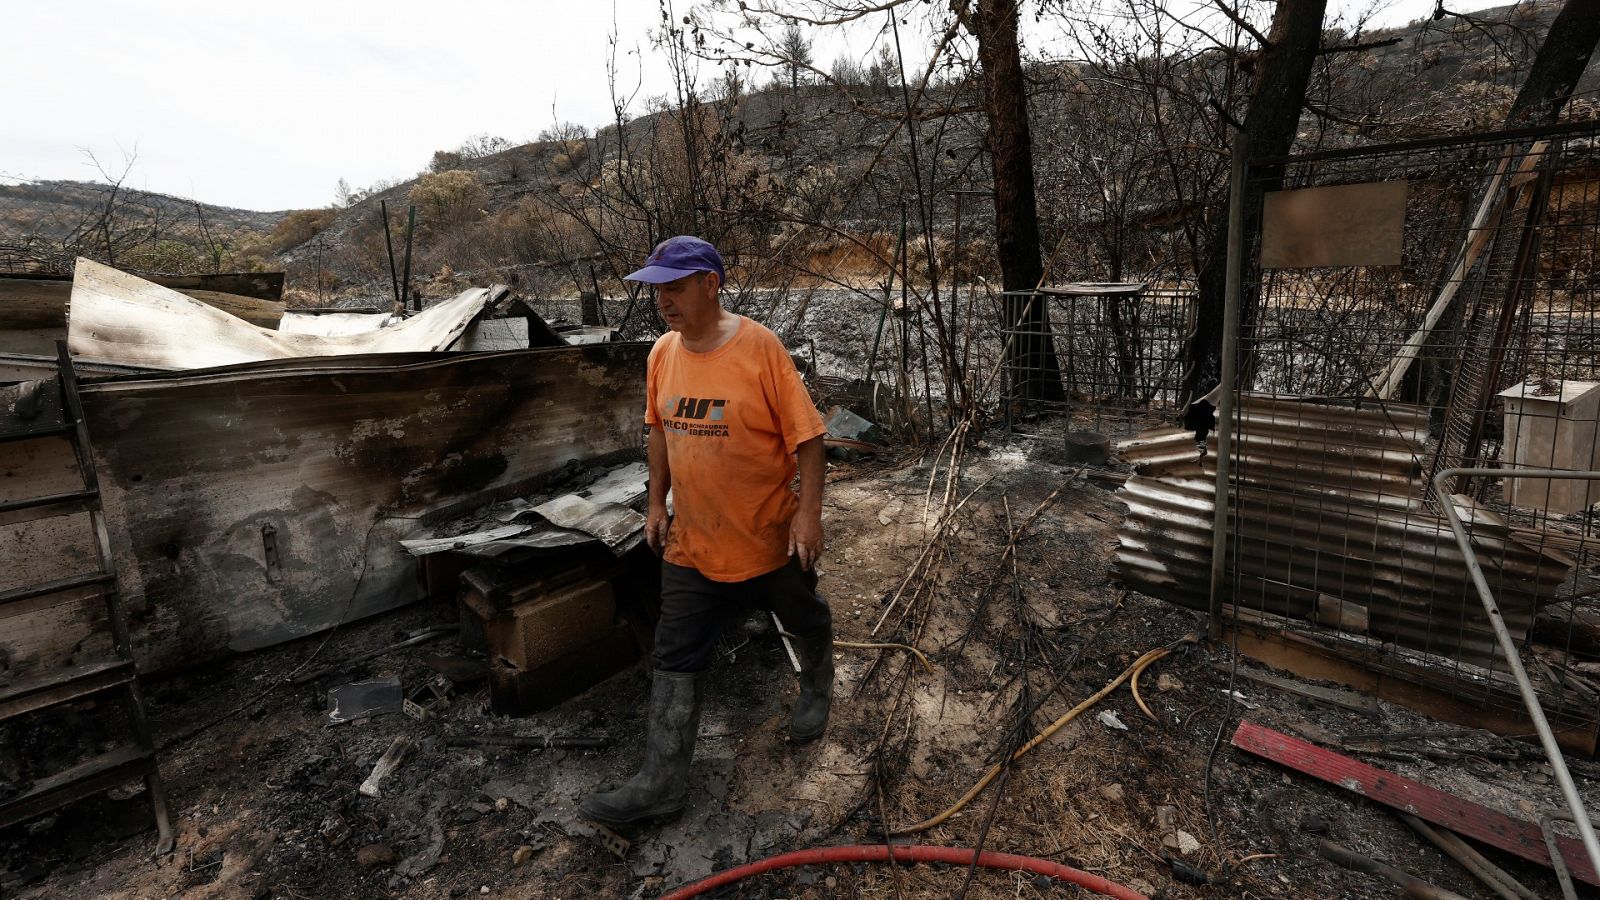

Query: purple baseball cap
[[623, 235, 726, 284]]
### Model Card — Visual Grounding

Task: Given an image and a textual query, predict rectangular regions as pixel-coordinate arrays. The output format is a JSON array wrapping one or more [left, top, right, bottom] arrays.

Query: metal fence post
[[1208, 135, 1250, 642]]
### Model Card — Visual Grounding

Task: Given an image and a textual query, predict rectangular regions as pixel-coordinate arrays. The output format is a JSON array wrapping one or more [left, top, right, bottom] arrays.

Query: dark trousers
[[653, 557, 832, 673]]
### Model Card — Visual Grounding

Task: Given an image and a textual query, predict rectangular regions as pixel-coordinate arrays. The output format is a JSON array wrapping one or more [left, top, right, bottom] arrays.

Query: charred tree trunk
[[1181, 0, 1327, 405], [1418, 0, 1600, 417], [966, 0, 1066, 404], [1505, 0, 1600, 129]]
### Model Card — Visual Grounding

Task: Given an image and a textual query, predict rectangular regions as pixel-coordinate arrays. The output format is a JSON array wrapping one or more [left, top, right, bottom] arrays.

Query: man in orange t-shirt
[[581, 236, 832, 830]]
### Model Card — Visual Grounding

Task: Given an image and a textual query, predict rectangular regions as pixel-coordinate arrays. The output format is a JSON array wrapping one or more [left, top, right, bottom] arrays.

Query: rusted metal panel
[[66, 260, 499, 370], [71, 343, 648, 673], [1222, 613, 1597, 753], [1117, 395, 1572, 668], [1260, 181, 1408, 268]]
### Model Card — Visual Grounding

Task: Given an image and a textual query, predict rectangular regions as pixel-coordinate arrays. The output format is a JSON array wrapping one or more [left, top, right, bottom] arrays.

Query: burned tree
[[959, 0, 1067, 403], [1499, 0, 1600, 129], [1181, 0, 1328, 405]]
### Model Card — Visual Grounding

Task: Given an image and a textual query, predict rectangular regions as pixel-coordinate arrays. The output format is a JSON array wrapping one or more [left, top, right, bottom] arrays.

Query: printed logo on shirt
[[661, 395, 730, 437]]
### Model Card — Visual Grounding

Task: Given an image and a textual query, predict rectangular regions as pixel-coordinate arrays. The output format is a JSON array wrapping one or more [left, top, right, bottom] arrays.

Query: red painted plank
[[1232, 719, 1598, 886]]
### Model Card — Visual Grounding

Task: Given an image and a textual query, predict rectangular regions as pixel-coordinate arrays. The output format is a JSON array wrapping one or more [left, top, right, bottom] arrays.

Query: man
[[580, 236, 833, 829]]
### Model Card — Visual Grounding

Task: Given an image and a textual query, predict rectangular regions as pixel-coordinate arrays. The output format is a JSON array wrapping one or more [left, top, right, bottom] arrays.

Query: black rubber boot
[[789, 624, 834, 743], [580, 669, 703, 828]]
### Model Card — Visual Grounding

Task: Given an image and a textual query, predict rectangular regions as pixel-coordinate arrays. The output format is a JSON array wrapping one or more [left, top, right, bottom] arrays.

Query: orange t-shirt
[[644, 316, 827, 582]]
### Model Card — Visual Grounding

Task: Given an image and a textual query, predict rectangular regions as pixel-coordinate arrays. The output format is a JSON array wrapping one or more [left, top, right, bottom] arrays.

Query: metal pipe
[[1540, 811, 1600, 900], [1316, 838, 1470, 900], [1434, 467, 1600, 880], [1206, 134, 1249, 642], [1400, 813, 1534, 900], [401, 204, 417, 312], [380, 199, 401, 312]]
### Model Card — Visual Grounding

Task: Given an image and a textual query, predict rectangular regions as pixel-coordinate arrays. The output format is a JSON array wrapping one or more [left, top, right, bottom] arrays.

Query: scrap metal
[[0, 344, 651, 675], [66, 259, 501, 370], [1437, 467, 1600, 879], [1117, 394, 1573, 668]]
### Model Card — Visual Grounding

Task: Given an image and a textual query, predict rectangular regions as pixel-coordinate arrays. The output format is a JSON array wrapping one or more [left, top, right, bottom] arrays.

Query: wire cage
[[1000, 283, 1197, 435], [1203, 121, 1600, 744]]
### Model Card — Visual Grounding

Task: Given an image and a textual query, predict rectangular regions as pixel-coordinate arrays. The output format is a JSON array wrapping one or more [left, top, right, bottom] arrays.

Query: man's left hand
[[788, 510, 824, 571]]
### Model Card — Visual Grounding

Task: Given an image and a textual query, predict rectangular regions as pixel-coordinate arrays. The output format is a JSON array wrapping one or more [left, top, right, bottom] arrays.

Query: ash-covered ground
[[4, 430, 1594, 899]]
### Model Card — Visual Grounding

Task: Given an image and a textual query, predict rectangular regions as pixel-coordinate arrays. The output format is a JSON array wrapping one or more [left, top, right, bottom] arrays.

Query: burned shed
[[1, 259, 656, 861], [3, 260, 648, 676]]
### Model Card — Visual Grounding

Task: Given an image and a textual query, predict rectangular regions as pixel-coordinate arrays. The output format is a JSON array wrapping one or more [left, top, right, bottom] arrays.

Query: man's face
[[656, 271, 720, 331]]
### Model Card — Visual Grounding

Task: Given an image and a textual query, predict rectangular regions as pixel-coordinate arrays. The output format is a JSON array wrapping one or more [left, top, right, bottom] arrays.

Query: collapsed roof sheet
[[399, 461, 649, 559], [277, 311, 402, 336], [1117, 395, 1573, 669], [67, 259, 494, 369]]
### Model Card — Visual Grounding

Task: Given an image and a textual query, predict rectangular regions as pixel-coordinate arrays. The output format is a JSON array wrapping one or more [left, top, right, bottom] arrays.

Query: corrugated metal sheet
[[67, 259, 499, 370], [1118, 394, 1573, 668], [278, 311, 402, 336]]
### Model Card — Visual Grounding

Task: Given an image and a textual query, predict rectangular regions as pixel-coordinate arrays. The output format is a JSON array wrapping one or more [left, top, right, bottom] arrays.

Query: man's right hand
[[646, 502, 671, 556]]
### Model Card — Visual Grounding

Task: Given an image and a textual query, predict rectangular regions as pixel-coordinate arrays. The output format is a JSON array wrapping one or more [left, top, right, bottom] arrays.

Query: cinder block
[[1499, 380, 1600, 514], [463, 573, 616, 672], [488, 622, 641, 716]]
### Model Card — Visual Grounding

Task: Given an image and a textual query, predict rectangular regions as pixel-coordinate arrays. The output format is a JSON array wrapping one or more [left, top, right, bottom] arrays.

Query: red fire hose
[[660, 843, 1151, 899]]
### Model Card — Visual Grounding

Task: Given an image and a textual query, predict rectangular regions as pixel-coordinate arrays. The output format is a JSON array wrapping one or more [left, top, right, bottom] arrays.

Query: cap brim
[[622, 264, 703, 284]]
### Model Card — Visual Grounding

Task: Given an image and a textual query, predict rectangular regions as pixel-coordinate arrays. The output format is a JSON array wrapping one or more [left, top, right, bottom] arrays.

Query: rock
[[494, 798, 509, 812], [1098, 783, 1125, 803], [1161, 833, 1182, 852], [322, 815, 351, 847], [453, 808, 482, 825], [356, 843, 396, 869], [1299, 813, 1329, 834], [1128, 878, 1157, 896], [825, 876, 838, 889], [480, 887, 490, 895], [511, 845, 535, 867], [1156, 673, 1184, 692], [1176, 830, 1201, 855], [1155, 805, 1178, 831], [878, 499, 904, 526], [1097, 710, 1128, 731]]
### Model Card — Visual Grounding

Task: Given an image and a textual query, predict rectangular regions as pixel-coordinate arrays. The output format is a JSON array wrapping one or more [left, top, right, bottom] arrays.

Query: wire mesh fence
[[1221, 121, 1600, 733], [1001, 284, 1196, 435]]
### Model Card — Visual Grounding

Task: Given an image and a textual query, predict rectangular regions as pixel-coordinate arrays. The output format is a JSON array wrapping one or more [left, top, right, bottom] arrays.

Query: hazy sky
[[2, 0, 1501, 212]]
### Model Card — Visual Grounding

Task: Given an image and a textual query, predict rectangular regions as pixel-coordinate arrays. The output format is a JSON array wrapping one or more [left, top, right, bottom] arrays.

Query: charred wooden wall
[[1, 344, 648, 676]]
